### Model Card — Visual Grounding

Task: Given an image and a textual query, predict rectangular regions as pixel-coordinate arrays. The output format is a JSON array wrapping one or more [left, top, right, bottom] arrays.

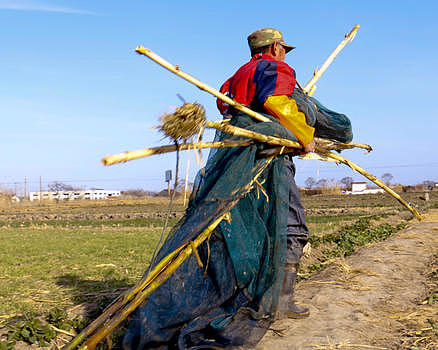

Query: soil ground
[[258, 209, 438, 350]]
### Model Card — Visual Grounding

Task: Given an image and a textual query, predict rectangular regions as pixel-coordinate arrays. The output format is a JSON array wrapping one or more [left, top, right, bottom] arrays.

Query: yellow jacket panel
[[264, 95, 315, 146]]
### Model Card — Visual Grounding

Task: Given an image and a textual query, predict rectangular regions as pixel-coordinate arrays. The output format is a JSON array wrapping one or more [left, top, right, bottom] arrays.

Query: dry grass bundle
[[158, 102, 206, 142]]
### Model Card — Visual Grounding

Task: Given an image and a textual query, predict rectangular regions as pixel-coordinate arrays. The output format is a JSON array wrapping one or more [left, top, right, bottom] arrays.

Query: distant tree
[[176, 180, 194, 192], [381, 173, 394, 185], [47, 181, 78, 191], [316, 178, 328, 188], [122, 189, 154, 197], [340, 176, 353, 190], [305, 177, 316, 189], [423, 180, 435, 191]]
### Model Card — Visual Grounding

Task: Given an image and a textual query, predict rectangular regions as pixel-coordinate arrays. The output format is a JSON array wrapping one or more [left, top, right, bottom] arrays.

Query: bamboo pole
[[316, 147, 422, 220], [308, 85, 317, 97], [102, 136, 371, 167], [77, 156, 275, 350], [208, 123, 420, 219], [303, 24, 360, 94], [82, 214, 225, 350], [135, 46, 270, 123], [101, 140, 253, 166], [183, 150, 190, 206], [206, 121, 301, 148], [134, 46, 373, 152], [64, 244, 187, 350], [315, 138, 372, 152]]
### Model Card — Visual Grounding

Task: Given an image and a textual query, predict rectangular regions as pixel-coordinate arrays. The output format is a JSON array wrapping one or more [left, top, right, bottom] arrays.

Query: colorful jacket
[[217, 54, 314, 146]]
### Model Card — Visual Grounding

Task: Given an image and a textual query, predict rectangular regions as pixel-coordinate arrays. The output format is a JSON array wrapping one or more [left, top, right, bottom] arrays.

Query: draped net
[[122, 90, 352, 349]]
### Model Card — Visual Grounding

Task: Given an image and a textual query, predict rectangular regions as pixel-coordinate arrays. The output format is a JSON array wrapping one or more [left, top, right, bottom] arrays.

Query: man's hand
[[303, 139, 315, 153]]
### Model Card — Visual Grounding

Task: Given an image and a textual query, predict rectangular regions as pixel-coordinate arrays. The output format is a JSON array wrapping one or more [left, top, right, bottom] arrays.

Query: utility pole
[[24, 177, 27, 199], [39, 176, 42, 203]]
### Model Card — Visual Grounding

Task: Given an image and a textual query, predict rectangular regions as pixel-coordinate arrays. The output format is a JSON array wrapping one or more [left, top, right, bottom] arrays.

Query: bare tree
[[381, 173, 394, 185], [48, 181, 79, 191], [340, 176, 353, 190], [122, 189, 155, 197], [175, 180, 194, 192], [423, 180, 435, 191], [316, 178, 328, 188], [305, 177, 316, 189]]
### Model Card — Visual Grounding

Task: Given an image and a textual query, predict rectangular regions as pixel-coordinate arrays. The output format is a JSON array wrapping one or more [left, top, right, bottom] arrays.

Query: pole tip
[[134, 45, 146, 54]]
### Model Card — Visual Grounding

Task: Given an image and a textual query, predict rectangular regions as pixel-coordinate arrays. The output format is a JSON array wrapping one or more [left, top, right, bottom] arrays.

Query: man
[[217, 27, 313, 319], [123, 29, 338, 349]]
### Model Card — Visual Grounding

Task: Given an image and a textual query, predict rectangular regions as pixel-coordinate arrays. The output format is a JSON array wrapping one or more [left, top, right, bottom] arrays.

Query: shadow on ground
[[56, 273, 131, 319]]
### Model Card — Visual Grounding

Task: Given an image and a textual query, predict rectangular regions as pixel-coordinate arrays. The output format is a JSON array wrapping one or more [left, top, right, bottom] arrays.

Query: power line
[[0, 177, 165, 186]]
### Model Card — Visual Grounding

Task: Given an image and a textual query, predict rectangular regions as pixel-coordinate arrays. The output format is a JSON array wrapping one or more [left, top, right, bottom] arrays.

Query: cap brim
[[282, 43, 295, 53]]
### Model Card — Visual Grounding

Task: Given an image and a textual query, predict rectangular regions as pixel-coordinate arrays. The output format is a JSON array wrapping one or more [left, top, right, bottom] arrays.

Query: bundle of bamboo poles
[[65, 156, 275, 350], [129, 43, 420, 220], [101, 111, 420, 220]]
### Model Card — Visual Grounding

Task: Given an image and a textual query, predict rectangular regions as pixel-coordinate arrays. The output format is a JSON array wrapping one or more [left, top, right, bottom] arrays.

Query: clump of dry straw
[[158, 102, 206, 142]]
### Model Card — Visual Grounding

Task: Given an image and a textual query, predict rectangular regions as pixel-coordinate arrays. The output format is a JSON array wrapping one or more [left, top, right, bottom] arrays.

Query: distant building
[[29, 190, 121, 201], [346, 182, 384, 195]]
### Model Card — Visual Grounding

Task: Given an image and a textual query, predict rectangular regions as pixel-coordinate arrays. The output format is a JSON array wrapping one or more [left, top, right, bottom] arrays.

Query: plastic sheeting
[[122, 93, 352, 349]]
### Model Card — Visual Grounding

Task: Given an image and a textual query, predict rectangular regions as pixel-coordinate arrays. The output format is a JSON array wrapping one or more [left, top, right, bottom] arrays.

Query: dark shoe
[[277, 264, 310, 319], [278, 302, 310, 319]]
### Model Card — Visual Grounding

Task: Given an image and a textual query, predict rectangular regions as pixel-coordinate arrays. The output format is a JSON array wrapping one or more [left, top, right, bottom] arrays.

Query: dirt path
[[258, 209, 438, 350]]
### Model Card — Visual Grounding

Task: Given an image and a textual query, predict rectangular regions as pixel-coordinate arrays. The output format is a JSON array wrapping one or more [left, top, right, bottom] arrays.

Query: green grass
[[0, 226, 162, 316], [0, 217, 179, 228]]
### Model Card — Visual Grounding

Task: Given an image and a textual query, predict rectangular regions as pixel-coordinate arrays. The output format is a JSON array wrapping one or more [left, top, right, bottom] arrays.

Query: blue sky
[[1, 0, 437, 193]]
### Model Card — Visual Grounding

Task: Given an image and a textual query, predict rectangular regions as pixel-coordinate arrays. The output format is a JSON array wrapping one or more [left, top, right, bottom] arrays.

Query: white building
[[346, 182, 384, 195], [29, 190, 121, 201]]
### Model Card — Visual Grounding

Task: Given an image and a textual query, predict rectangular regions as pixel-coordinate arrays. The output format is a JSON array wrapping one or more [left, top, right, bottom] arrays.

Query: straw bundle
[[158, 103, 206, 142]]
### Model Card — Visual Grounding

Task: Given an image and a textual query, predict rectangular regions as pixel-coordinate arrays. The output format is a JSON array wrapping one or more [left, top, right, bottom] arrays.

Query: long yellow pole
[[101, 138, 372, 167], [135, 46, 270, 123], [101, 140, 253, 166], [81, 214, 226, 350], [316, 147, 422, 220], [64, 244, 187, 350], [303, 24, 360, 95], [77, 156, 275, 350]]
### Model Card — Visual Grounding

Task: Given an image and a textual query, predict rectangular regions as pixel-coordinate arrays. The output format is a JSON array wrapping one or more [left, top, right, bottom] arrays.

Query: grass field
[[0, 192, 436, 348]]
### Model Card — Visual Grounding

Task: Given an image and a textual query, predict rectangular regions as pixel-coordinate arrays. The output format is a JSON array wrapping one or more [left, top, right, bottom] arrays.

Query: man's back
[[217, 53, 296, 116]]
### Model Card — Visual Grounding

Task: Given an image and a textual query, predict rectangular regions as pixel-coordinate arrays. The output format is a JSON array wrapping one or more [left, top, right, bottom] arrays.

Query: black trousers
[[284, 155, 309, 265]]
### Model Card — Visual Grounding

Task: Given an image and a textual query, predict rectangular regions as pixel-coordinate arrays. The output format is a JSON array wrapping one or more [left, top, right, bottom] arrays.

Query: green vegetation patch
[[0, 227, 163, 317], [306, 213, 365, 224], [7, 315, 56, 347], [312, 217, 405, 257]]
